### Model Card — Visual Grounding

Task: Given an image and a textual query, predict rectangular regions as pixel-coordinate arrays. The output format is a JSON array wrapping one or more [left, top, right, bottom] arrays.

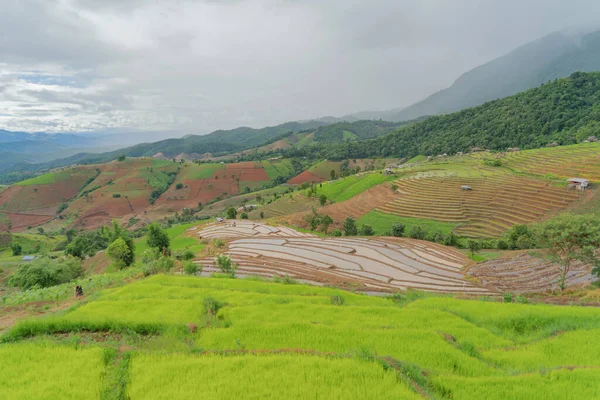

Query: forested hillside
[[288, 72, 600, 160]]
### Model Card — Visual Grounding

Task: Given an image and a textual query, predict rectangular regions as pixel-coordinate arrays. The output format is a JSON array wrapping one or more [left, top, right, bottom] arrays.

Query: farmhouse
[[384, 168, 394, 175], [22, 255, 36, 262], [461, 185, 473, 191], [568, 178, 590, 191]]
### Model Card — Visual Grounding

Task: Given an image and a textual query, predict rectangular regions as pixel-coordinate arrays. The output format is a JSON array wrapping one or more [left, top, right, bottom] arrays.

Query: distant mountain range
[[347, 28, 600, 122]]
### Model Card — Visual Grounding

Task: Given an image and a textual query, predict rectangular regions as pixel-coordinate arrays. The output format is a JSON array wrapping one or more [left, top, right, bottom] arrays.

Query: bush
[[112, 193, 121, 198], [343, 217, 357, 236], [359, 225, 374, 236], [273, 274, 297, 284], [106, 238, 134, 269], [142, 248, 161, 263], [146, 223, 170, 251], [183, 261, 200, 276], [216, 254, 237, 278], [389, 223, 405, 237], [57, 203, 68, 214], [8, 256, 84, 290], [150, 256, 175, 273], [11, 243, 22, 256], [330, 295, 345, 306], [503, 292, 514, 303], [226, 207, 237, 219], [319, 194, 327, 206], [407, 226, 426, 240], [240, 213, 248, 220], [331, 229, 342, 237]]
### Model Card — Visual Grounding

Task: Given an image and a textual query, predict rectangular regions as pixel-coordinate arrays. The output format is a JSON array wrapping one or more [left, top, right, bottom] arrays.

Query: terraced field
[[199, 235, 489, 294], [503, 143, 600, 181], [378, 173, 582, 237], [195, 220, 315, 239], [468, 253, 595, 293], [4, 275, 600, 399]]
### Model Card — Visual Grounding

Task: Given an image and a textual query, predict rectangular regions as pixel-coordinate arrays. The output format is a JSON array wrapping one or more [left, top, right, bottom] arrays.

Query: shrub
[[142, 248, 161, 263], [330, 295, 345, 306], [57, 203, 68, 214], [112, 193, 121, 198], [319, 194, 327, 206], [203, 297, 223, 315], [146, 223, 170, 251], [212, 239, 225, 248], [260, 212, 264, 219], [240, 213, 248, 220], [389, 223, 405, 237], [183, 261, 200, 276], [343, 217, 358, 236], [11, 243, 22, 256], [407, 226, 426, 240], [503, 292, 514, 303], [216, 254, 237, 278], [226, 207, 237, 219], [175, 183, 183, 190], [515, 295, 529, 304], [359, 225, 374, 236], [8, 256, 84, 290], [106, 238, 134, 269]]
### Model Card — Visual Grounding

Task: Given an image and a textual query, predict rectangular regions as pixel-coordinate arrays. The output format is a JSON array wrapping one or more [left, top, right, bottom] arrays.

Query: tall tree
[[536, 214, 600, 291]]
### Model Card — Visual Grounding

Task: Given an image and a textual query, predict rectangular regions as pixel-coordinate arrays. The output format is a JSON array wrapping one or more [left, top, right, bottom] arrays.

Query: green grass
[[13, 172, 57, 186], [0, 343, 104, 399], [317, 173, 396, 202], [135, 222, 205, 258], [356, 210, 458, 235], [262, 159, 294, 180], [179, 163, 223, 180], [152, 159, 175, 168], [129, 354, 421, 400], [4, 274, 600, 398], [342, 130, 359, 141]]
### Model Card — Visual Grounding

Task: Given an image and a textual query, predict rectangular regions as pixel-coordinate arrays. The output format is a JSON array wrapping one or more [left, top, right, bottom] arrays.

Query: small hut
[[568, 178, 589, 191]]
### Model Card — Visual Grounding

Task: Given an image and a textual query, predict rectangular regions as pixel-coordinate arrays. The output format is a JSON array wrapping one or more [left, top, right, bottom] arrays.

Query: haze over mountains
[[2, 27, 600, 183], [348, 28, 600, 121]]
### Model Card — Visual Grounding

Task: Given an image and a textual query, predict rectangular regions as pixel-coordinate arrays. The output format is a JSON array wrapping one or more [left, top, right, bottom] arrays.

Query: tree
[[467, 239, 482, 257], [320, 215, 333, 234], [216, 254, 237, 278], [117, 154, 126, 162], [331, 229, 342, 237], [536, 214, 600, 291], [146, 223, 170, 252], [183, 261, 200, 275], [343, 217, 358, 236], [389, 223, 405, 237], [11, 243, 22, 256], [359, 225, 374, 236], [175, 183, 184, 190], [319, 194, 327, 206], [8, 256, 84, 290], [305, 209, 321, 231], [330, 169, 336, 180], [241, 212, 249, 219], [226, 207, 237, 219], [106, 238, 134, 268], [260, 211, 265, 219]]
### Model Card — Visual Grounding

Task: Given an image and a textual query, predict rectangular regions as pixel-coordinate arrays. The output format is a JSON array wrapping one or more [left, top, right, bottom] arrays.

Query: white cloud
[[0, 0, 599, 134]]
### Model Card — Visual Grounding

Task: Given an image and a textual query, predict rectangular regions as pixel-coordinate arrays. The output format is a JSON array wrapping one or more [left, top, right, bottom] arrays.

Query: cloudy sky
[[1, 0, 599, 136]]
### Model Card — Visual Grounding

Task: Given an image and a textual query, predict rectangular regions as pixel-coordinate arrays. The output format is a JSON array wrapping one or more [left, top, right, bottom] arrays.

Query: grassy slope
[[317, 173, 397, 202], [3, 276, 600, 399], [357, 210, 458, 235]]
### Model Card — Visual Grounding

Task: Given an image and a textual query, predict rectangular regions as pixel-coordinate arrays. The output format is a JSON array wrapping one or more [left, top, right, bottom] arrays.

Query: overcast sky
[[1, 0, 599, 136]]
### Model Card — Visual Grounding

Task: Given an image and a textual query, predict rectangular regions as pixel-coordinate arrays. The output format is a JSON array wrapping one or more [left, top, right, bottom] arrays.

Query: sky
[[1, 0, 599, 136]]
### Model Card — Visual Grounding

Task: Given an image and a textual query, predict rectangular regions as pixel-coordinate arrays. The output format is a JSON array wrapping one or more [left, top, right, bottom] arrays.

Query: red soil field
[[0, 212, 53, 232], [0, 180, 86, 212], [154, 178, 240, 212], [222, 163, 270, 182], [287, 170, 326, 185]]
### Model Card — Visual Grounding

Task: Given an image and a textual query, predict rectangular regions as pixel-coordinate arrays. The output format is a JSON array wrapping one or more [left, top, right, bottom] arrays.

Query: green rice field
[[2, 275, 600, 399], [317, 172, 397, 202]]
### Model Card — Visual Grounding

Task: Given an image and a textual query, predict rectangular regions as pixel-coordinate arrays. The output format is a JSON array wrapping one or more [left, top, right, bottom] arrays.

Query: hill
[[2, 274, 600, 398], [294, 72, 600, 161], [349, 29, 600, 122]]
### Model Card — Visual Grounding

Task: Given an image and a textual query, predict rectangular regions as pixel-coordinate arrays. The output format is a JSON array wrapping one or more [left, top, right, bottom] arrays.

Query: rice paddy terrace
[[468, 253, 595, 294], [195, 222, 489, 294], [377, 158, 584, 238], [503, 143, 600, 181], [3, 275, 600, 399]]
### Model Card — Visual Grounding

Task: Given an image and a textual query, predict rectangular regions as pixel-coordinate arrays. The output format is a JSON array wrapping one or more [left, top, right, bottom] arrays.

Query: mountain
[[348, 28, 600, 122], [290, 72, 600, 160]]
